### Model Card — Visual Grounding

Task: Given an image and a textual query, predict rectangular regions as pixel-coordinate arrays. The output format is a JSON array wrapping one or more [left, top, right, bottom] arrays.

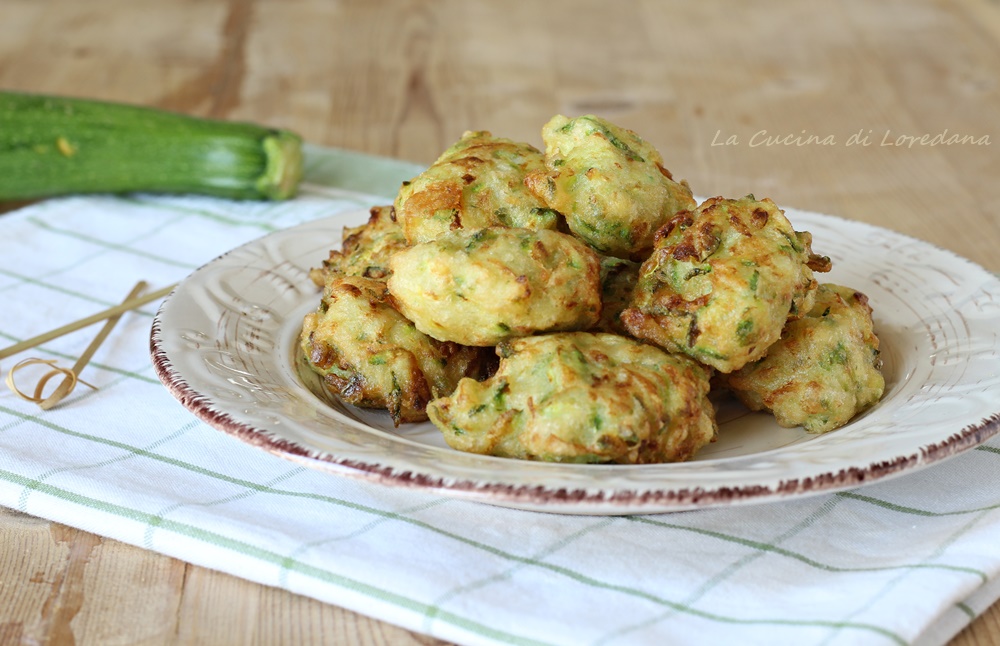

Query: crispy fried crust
[[299, 276, 485, 425], [524, 114, 695, 260], [622, 195, 830, 373], [394, 131, 561, 244], [387, 227, 602, 346], [723, 283, 885, 433], [309, 205, 409, 286], [427, 332, 718, 463]]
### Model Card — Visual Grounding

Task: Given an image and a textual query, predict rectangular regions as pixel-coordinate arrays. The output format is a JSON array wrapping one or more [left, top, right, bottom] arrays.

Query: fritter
[[387, 227, 602, 347], [592, 255, 641, 335], [393, 131, 561, 244], [309, 205, 409, 286], [723, 283, 884, 433], [621, 195, 831, 373], [426, 332, 718, 464], [524, 114, 696, 260], [299, 275, 485, 425]]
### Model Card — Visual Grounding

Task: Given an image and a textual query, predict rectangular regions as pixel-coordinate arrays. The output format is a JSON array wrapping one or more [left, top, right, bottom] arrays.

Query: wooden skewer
[[37, 281, 149, 409], [0, 283, 176, 361], [5, 358, 97, 403]]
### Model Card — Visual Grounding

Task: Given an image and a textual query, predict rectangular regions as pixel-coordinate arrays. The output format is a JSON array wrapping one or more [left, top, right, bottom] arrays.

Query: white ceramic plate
[[150, 207, 1000, 514]]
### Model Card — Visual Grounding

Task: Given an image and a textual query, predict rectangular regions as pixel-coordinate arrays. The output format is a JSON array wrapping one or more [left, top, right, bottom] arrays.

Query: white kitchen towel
[[1, 145, 998, 646]]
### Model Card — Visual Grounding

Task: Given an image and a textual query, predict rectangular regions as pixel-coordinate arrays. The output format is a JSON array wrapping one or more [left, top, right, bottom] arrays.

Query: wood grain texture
[[1, 0, 998, 643]]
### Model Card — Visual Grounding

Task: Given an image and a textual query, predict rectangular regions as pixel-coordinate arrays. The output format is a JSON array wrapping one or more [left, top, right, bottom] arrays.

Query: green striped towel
[[1, 145, 998, 646]]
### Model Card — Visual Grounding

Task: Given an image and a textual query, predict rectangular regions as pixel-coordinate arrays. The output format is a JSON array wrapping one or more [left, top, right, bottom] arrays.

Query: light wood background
[[2, 1, 999, 643]]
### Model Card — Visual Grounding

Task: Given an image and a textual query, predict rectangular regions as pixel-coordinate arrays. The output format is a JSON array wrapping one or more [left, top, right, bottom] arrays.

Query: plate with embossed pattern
[[150, 207, 1000, 514]]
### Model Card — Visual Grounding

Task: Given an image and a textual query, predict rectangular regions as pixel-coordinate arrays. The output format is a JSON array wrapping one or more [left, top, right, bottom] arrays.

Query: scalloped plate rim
[[149, 207, 1000, 515]]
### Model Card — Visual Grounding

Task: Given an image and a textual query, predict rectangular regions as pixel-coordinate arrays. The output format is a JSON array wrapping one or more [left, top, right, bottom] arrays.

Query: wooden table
[[2, 1, 998, 643]]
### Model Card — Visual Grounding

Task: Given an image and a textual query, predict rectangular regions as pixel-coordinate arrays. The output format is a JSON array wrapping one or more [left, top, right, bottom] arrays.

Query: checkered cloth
[[1, 145, 999, 645]]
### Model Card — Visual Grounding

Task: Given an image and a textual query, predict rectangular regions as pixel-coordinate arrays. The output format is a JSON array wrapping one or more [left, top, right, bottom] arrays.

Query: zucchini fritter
[[300, 276, 485, 425], [394, 131, 561, 244], [524, 114, 696, 260], [723, 284, 884, 433], [427, 332, 718, 463], [622, 195, 830, 373], [308, 205, 409, 286], [387, 227, 602, 347]]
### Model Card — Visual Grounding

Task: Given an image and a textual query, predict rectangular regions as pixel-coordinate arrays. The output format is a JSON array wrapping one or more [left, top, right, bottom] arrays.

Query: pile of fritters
[[299, 114, 885, 463]]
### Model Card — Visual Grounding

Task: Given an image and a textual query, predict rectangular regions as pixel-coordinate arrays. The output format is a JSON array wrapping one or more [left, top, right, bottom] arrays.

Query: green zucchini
[[0, 91, 303, 201]]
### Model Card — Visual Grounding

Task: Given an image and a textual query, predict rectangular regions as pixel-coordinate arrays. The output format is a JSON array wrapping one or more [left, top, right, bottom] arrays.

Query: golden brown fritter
[[299, 275, 485, 425], [309, 205, 409, 286], [393, 131, 561, 245], [621, 195, 830, 373], [387, 227, 602, 347], [427, 332, 718, 463], [524, 114, 696, 260], [592, 255, 641, 335], [723, 283, 884, 433]]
